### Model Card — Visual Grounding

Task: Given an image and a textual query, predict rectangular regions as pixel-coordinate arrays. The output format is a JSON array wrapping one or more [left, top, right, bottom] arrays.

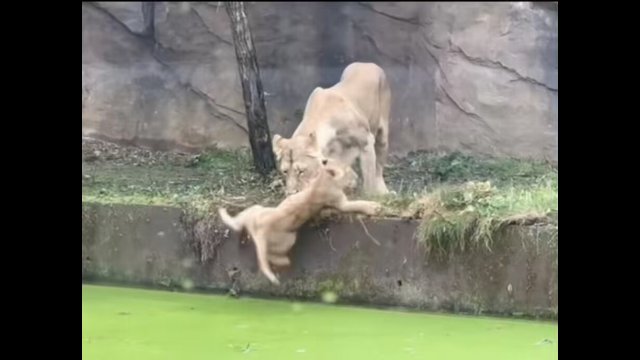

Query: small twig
[[358, 217, 381, 246], [318, 227, 336, 252], [328, 236, 337, 252]]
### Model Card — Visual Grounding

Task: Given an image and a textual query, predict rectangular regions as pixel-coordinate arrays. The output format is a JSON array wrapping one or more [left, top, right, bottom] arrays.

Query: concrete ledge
[[82, 202, 558, 319]]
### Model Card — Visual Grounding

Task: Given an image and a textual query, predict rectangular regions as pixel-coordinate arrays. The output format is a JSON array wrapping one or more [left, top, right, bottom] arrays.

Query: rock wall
[[82, 2, 557, 160]]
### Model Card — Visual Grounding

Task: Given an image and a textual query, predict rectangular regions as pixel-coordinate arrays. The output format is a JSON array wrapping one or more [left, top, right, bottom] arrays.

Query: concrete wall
[[82, 202, 558, 318]]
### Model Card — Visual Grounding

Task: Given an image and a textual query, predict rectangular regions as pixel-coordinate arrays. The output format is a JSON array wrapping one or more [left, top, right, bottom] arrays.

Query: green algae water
[[82, 285, 557, 360]]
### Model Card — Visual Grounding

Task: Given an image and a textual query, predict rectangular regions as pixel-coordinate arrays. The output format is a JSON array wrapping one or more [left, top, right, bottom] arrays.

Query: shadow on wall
[[82, 2, 557, 161]]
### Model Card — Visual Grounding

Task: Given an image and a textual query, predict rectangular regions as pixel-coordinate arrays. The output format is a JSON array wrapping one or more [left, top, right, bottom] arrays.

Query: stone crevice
[[450, 42, 558, 92], [437, 83, 497, 136], [190, 6, 233, 47], [356, 2, 423, 26]]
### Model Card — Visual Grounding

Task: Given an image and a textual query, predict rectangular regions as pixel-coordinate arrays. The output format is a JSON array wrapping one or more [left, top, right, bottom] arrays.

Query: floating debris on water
[[181, 278, 194, 290], [321, 291, 338, 303], [536, 338, 553, 346]]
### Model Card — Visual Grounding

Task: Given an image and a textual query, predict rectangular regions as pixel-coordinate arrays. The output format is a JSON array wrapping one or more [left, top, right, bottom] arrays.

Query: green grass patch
[[371, 152, 557, 258], [83, 143, 557, 258], [416, 179, 556, 259]]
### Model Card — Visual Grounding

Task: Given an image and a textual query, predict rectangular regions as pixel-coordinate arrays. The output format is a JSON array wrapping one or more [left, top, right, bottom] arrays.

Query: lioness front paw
[[364, 201, 382, 216]]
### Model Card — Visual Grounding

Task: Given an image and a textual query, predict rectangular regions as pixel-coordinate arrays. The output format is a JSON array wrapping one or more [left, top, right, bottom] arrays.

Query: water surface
[[82, 285, 557, 360]]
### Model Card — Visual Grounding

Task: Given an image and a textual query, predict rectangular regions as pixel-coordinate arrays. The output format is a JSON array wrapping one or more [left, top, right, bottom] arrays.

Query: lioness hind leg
[[374, 124, 389, 195], [375, 74, 391, 195], [360, 133, 378, 195]]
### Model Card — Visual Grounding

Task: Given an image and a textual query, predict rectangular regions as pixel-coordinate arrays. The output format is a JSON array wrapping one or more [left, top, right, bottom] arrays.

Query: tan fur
[[218, 159, 381, 284], [273, 62, 391, 196]]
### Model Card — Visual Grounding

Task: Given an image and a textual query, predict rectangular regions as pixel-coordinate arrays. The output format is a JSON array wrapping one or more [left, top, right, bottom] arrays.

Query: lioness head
[[273, 132, 327, 195]]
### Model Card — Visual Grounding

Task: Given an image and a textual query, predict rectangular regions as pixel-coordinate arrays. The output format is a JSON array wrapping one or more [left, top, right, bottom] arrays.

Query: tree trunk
[[225, 1, 276, 176]]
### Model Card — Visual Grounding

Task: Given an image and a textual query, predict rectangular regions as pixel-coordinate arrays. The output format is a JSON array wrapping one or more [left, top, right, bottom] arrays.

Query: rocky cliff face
[[82, 2, 557, 160]]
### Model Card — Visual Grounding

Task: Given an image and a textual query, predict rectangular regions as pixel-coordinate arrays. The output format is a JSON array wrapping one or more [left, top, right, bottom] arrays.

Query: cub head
[[318, 158, 358, 191]]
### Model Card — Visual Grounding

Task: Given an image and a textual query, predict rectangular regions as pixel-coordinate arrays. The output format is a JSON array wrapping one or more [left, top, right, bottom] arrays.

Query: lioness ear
[[272, 134, 287, 160], [272, 134, 283, 147], [307, 132, 316, 146]]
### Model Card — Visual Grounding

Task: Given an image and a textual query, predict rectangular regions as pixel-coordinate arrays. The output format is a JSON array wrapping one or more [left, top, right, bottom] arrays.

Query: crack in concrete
[[438, 83, 497, 136], [419, 32, 449, 84], [356, 2, 422, 26], [349, 20, 404, 65], [191, 6, 233, 47], [450, 42, 557, 92]]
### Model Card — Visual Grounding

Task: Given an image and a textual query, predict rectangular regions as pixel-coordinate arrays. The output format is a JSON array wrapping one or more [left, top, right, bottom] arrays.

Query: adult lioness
[[218, 158, 380, 285], [273, 62, 391, 196]]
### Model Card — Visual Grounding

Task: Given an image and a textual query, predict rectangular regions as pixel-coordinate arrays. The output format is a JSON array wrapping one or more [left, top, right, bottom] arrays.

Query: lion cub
[[219, 158, 381, 284]]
